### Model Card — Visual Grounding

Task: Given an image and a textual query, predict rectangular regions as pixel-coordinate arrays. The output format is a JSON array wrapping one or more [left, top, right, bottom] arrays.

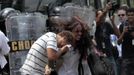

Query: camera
[[110, 1, 120, 11], [128, 26, 134, 32], [109, 1, 120, 17]]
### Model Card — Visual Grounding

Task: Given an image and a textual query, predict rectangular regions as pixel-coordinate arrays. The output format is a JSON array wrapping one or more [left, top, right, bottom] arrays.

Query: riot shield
[[5, 12, 47, 75], [6, 12, 47, 41]]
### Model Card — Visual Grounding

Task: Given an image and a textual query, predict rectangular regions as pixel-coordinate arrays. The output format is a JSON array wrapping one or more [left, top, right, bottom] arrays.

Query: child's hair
[[58, 31, 75, 46], [126, 8, 134, 14]]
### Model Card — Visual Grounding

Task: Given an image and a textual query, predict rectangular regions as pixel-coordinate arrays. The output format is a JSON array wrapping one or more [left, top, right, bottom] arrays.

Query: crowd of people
[[0, 1, 134, 75]]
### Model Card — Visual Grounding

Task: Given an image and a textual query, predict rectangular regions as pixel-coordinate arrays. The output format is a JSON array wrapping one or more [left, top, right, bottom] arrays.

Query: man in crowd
[[118, 7, 134, 75], [95, 2, 120, 75], [114, 6, 128, 75]]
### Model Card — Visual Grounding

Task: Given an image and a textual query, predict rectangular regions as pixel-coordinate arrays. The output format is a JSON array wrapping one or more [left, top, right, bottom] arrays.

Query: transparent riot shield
[[5, 12, 47, 75], [6, 12, 47, 41]]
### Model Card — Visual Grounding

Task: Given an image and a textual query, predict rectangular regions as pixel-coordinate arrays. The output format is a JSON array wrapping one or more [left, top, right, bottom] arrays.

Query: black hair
[[126, 8, 134, 14]]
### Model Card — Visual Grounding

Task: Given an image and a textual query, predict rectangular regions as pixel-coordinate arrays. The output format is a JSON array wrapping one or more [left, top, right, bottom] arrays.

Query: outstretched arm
[[110, 15, 121, 38], [96, 2, 112, 24]]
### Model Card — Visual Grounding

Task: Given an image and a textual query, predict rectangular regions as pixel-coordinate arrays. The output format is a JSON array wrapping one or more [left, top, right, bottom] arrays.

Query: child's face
[[127, 12, 134, 24], [57, 36, 67, 48]]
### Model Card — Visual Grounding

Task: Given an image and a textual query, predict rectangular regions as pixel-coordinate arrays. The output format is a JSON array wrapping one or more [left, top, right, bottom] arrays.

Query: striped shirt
[[20, 32, 58, 75]]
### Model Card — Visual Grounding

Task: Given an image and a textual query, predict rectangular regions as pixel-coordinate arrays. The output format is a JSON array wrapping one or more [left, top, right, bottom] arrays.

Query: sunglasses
[[118, 14, 125, 17]]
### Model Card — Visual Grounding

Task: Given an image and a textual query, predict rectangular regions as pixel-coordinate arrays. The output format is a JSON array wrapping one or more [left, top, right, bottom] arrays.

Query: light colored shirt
[[82, 59, 92, 75], [20, 32, 58, 75], [58, 49, 80, 75], [0, 30, 10, 69]]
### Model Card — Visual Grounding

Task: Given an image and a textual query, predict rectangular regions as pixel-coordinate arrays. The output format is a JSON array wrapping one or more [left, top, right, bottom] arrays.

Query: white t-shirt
[[58, 49, 80, 75], [0, 31, 10, 68], [20, 32, 58, 75]]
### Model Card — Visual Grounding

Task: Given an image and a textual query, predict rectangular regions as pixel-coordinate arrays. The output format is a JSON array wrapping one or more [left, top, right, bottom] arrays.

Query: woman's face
[[72, 23, 82, 41], [57, 35, 67, 48]]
